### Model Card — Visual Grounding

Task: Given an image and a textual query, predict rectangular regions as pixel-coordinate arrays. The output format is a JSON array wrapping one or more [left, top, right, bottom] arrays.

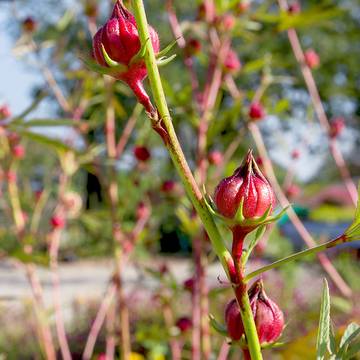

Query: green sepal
[[209, 314, 228, 336], [156, 38, 179, 58], [157, 54, 177, 67], [101, 44, 121, 67], [81, 56, 127, 77], [129, 38, 150, 66], [344, 182, 360, 241]]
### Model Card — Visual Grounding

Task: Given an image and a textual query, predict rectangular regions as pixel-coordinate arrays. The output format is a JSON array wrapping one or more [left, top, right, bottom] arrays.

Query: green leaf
[[337, 323, 360, 358], [316, 279, 331, 360], [344, 183, 360, 240], [209, 314, 228, 336], [344, 340, 360, 359], [10, 118, 78, 128], [156, 39, 179, 59]]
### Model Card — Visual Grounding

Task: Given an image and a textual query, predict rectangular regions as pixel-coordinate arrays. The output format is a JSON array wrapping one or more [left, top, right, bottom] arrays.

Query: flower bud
[[0, 104, 11, 119], [249, 102, 265, 120], [329, 117, 345, 139], [133, 146, 151, 162], [285, 184, 300, 199], [197, 2, 216, 23], [22, 17, 38, 33], [176, 317, 192, 333], [214, 150, 275, 219], [216, 14, 236, 31], [224, 49, 241, 73], [92, 1, 159, 112], [236, 1, 250, 14], [208, 150, 223, 165], [304, 49, 320, 69], [136, 202, 149, 220], [225, 280, 284, 344]]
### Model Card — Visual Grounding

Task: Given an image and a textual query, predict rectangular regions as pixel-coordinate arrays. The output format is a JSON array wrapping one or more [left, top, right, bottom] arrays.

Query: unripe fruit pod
[[133, 146, 151, 162], [225, 280, 284, 344], [249, 102, 265, 120], [214, 150, 275, 219]]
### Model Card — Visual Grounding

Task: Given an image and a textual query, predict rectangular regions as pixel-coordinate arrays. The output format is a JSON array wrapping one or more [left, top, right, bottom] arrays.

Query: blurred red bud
[[288, 2, 301, 14], [291, 149, 300, 159], [176, 317, 192, 333], [224, 49, 241, 73], [22, 17, 38, 33], [50, 216, 66, 229], [134, 146, 151, 162], [161, 180, 176, 193], [208, 150, 223, 165], [249, 102, 265, 120], [329, 117, 345, 139], [0, 104, 11, 119], [304, 49, 320, 69], [12, 144, 25, 159]]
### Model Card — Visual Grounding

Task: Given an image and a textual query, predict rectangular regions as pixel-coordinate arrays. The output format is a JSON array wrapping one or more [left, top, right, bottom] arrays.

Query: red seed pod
[[0, 104, 11, 119], [136, 201, 149, 220], [225, 299, 244, 340], [288, 2, 301, 14], [291, 149, 300, 159], [22, 17, 38, 33], [133, 146, 151, 162], [285, 184, 300, 199], [208, 150, 223, 166], [214, 150, 275, 219], [197, 1, 216, 23], [329, 117, 345, 139], [183, 277, 195, 292], [161, 180, 176, 193], [225, 280, 284, 344], [6, 171, 17, 183], [176, 317, 192, 333], [185, 38, 202, 57], [236, 1, 250, 14], [50, 215, 66, 229], [12, 144, 25, 159], [249, 102, 265, 120], [304, 49, 320, 69], [224, 49, 241, 73], [92, 1, 159, 111]]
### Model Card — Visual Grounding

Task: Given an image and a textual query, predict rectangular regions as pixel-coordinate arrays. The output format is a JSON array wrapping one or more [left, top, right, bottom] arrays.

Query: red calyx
[[214, 150, 275, 219], [0, 104, 11, 119], [291, 149, 300, 159], [225, 280, 284, 344], [12, 144, 25, 159], [224, 49, 241, 73], [92, 1, 159, 112], [208, 150, 223, 165], [161, 180, 176, 193], [133, 146, 151, 162], [329, 117, 345, 138], [185, 38, 202, 57], [50, 216, 66, 229], [22, 17, 38, 33], [183, 277, 195, 292], [176, 317, 192, 333], [288, 2, 301, 14], [249, 102, 265, 120], [304, 49, 320, 69]]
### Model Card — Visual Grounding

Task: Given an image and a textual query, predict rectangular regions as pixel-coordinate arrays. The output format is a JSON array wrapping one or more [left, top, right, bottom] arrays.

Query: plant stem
[[132, 0, 231, 275], [245, 236, 348, 281]]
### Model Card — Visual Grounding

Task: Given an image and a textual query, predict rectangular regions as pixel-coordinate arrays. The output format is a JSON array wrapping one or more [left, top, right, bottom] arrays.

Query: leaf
[[10, 118, 78, 128], [316, 279, 331, 360], [344, 183, 360, 240], [156, 39, 179, 58], [337, 323, 360, 358], [209, 314, 228, 336]]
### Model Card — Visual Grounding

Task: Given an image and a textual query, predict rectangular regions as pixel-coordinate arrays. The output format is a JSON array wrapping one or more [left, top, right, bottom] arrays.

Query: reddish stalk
[[163, 301, 182, 360], [277, 0, 357, 206], [82, 283, 117, 360], [249, 122, 352, 298], [48, 173, 72, 360], [217, 341, 230, 360], [106, 302, 116, 360], [105, 82, 131, 359]]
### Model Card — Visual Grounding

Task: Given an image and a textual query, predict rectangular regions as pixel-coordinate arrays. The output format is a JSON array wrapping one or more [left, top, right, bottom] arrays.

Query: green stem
[[132, 0, 231, 273], [237, 290, 263, 360], [132, 3, 263, 358], [245, 236, 347, 282]]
